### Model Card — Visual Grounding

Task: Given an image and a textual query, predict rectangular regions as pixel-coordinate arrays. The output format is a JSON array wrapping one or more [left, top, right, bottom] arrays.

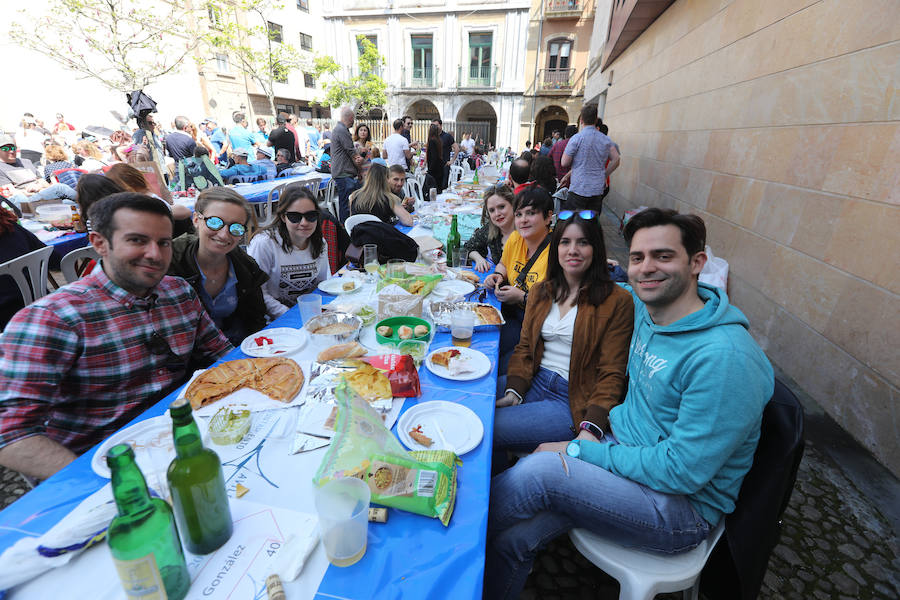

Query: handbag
[[512, 235, 551, 291]]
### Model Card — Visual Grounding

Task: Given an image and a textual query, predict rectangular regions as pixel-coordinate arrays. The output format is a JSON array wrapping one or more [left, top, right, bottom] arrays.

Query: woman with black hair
[[494, 209, 634, 449], [426, 124, 444, 193], [530, 155, 558, 195], [248, 185, 331, 319]]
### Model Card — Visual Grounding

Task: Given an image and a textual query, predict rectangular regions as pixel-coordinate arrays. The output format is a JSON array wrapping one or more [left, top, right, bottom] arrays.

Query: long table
[[235, 172, 331, 204], [0, 274, 498, 599]]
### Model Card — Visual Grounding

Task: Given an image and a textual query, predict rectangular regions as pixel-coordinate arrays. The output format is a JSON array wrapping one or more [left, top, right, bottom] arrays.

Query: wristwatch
[[565, 440, 581, 458], [579, 421, 605, 440]]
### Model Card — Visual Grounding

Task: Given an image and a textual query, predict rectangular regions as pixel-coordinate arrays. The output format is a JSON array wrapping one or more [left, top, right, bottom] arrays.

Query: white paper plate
[[91, 415, 209, 479], [425, 346, 491, 381], [240, 327, 308, 357], [318, 277, 363, 295], [431, 280, 475, 300], [397, 401, 483, 455]]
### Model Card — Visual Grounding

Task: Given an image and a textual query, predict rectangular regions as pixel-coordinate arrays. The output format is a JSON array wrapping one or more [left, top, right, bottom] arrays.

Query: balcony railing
[[402, 66, 438, 88], [537, 68, 584, 94], [458, 64, 497, 88], [545, 0, 582, 18]]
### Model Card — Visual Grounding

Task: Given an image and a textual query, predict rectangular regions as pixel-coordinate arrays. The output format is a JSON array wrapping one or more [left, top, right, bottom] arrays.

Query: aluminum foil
[[304, 360, 393, 413], [304, 312, 362, 346], [427, 301, 506, 329]]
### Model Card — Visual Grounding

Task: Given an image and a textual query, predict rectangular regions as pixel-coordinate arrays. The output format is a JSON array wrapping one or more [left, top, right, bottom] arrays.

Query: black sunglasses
[[197, 214, 246, 237], [284, 210, 319, 224], [558, 210, 598, 221], [148, 331, 187, 369]]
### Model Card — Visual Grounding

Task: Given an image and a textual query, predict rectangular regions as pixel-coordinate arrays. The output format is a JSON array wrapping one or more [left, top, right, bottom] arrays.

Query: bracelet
[[579, 420, 605, 440], [505, 389, 524, 405]]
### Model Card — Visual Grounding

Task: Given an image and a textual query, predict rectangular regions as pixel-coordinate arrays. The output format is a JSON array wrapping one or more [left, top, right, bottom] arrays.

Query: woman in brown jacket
[[494, 210, 634, 451]]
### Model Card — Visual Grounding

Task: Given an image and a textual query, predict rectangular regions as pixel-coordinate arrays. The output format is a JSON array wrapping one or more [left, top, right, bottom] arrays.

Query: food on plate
[[311, 322, 357, 335], [474, 305, 503, 325], [184, 357, 304, 410], [458, 271, 481, 285], [235, 483, 249, 498], [345, 364, 393, 400], [413, 324, 429, 338], [409, 425, 433, 447], [317, 342, 367, 362], [376, 325, 394, 337], [431, 348, 461, 368], [342, 281, 356, 291], [398, 325, 414, 340], [448, 353, 476, 376]]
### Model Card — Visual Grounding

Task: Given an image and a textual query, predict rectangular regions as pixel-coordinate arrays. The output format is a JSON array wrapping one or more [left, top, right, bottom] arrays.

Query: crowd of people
[[0, 101, 775, 600]]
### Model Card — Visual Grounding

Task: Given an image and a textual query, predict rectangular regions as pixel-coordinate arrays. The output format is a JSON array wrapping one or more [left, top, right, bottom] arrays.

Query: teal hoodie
[[579, 283, 773, 525]]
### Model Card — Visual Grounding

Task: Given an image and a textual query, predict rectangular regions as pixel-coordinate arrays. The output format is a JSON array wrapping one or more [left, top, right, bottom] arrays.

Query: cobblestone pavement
[[2, 211, 898, 599]]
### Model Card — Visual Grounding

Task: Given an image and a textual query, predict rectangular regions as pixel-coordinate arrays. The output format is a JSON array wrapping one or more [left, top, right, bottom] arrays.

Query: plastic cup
[[451, 310, 475, 347], [456, 252, 469, 269], [387, 259, 406, 279], [452, 248, 462, 268], [314, 478, 370, 567], [299, 294, 322, 324]]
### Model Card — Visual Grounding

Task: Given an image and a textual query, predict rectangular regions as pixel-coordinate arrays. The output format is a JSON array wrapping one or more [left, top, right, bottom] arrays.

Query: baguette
[[317, 342, 367, 362]]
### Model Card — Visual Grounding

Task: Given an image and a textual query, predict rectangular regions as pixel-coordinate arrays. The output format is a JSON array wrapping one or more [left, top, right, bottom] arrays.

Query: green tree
[[9, 0, 204, 92], [313, 35, 387, 114], [206, 0, 306, 118]]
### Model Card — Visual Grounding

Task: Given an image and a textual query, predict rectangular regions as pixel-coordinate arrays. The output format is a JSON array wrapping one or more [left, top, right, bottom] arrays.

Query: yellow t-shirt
[[500, 231, 550, 292]]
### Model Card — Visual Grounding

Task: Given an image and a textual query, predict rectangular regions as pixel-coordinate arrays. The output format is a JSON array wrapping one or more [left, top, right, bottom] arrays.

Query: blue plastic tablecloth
[[0, 274, 498, 600], [235, 173, 331, 204], [45, 232, 89, 266]]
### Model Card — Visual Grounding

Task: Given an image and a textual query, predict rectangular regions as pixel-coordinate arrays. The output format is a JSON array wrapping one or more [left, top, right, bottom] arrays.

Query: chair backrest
[[449, 165, 463, 186], [52, 168, 88, 189], [300, 178, 321, 196], [321, 179, 338, 217], [404, 178, 424, 204], [0, 246, 54, 305], [227, 174, 262, 184], [276, 168, 294, 178], [60, 245, 100, 283], [701, 378, 805, 600], [414, 168, 426, 188], [257, 182, 290, 228]]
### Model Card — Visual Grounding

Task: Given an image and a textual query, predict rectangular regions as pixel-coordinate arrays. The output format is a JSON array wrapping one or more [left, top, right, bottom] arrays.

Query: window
[[296, 0, 309, 11], [468, 32, 492, 85], [215, 53, 229, 73], [268, 22, 283, 43], [548, 39, 571, 70], [304, 73, 315, 88], [411, 34, 433, 86], [276, 104, 294, 116], [207, 4, 223, 28], [300, 33, 313, 51], [357, 34, 378, 56]]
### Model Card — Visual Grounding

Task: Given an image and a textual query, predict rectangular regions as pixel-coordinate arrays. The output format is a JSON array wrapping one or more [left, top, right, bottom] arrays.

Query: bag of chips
[[314, 382, 459, 526]]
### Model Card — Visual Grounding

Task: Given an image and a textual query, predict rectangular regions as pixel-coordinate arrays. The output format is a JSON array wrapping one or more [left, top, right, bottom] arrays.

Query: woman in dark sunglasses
[[495, 209, 634, 454], [169, 187, 268, 344], [248, 185, 331, 319]]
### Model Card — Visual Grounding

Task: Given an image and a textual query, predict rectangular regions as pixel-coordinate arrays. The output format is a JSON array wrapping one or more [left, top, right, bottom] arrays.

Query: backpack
[[347, 221, 419, 264]]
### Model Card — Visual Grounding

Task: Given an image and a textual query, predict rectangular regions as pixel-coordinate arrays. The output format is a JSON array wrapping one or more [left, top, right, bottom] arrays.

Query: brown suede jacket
[[506, 281, 634, 430]]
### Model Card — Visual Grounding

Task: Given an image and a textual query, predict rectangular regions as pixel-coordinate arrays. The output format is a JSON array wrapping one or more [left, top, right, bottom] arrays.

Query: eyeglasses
[[284, 210, 319, 224], [0, 145, 16, 152], [558, 210, 598, 221], [197, 213, 246, 237]]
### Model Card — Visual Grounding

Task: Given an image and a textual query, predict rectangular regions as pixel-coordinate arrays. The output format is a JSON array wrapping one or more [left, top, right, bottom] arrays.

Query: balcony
[[545, 0, 583, 19], [401, 66, 439, 89], [538, 68, 583, 94], [458, 65, 498, 89]]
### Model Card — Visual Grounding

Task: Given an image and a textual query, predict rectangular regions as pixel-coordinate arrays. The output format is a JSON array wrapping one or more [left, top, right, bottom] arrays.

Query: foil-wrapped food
[[428, 302, 506, 329]]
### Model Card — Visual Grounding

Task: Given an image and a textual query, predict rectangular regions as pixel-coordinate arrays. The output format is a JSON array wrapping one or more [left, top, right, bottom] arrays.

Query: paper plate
[[240, 327, 308, 357], [431, 280, 475, 300], [318, 277, 364, 295], [397, 401, 483, 455], [425, 346, 491, 381], [91, 415, 209, 479]]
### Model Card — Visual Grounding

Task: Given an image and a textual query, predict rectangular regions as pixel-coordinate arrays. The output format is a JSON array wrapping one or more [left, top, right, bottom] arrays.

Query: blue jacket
[[219, 162, 265, 180], [579, 283, 773, 525]]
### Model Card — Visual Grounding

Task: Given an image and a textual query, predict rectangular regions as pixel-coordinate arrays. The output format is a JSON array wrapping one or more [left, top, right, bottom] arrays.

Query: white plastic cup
[[299, 294, 322, 324], [451, 310, 476, 347], [314, 478, 371, 567]]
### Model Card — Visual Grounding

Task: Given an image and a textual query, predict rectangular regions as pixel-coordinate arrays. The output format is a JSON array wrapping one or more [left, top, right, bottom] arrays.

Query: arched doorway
[[534, 105, 569, 145], [456, 100, 497, 147], [407, 99, 440, 121]]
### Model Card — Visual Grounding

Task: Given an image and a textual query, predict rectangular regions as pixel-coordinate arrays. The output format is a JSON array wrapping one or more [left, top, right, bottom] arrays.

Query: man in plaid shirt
[[0, 193, 232, 479]]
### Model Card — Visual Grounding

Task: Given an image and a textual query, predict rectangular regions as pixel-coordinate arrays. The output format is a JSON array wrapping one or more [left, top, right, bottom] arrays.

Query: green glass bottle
[[472, 168, 479, 185], [107, 444, 190, 600], [167, 398, 233, 554], [447, 215, 461, 267]]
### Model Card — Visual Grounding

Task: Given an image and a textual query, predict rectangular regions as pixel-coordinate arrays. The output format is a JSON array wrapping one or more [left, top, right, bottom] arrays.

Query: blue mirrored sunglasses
[[557, 210, 598, 221], [198, 214, 246, 237]]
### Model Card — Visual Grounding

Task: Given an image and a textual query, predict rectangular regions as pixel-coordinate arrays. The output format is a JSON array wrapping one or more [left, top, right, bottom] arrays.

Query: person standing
[[549, 124, 577, 181], [431, 118, 459, 191], [305, 119, 320, 153], [16, 115, 45, 165], [330, 106, 363, 222], [384, 119, 413, 168], [165, 116, 197, 162], [560, 104, 619, 210], [227, 112, 257, 155], [268, 115, 297, 163], [287, 114, 308, 163]]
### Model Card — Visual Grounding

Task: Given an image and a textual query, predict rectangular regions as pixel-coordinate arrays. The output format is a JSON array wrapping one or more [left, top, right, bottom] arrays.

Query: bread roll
[[317, 342, 367, 362], [398, 325, 414, 340], [377, 325, 393, 337], [413, 324, 429, 337]]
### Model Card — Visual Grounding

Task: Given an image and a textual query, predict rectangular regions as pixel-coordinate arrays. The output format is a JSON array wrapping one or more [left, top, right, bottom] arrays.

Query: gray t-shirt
[[564, 127, 614, 197], [329, 122, 358, 179], [0, 158, 41, 188]]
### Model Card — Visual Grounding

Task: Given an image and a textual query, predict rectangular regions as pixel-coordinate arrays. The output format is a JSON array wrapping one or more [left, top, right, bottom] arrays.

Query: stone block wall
[[601, 0, 900, 475]]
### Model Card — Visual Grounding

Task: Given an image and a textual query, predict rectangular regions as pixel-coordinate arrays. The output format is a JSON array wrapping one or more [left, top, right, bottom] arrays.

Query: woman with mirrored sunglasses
[[248, 185, 331, 319], [169, 187, 268, 344]]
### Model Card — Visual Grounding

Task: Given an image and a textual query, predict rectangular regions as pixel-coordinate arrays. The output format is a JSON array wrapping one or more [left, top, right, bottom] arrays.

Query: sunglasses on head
[[0, 145, 16, 152], [197, 214, 246, 237], [284, 210, 319, 224], [558, 210, 598, 221]]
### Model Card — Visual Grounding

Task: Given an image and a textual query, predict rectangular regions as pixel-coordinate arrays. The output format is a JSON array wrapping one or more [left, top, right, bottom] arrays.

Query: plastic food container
[[208, 406, 252, 445], [35, 204, 72, 224]]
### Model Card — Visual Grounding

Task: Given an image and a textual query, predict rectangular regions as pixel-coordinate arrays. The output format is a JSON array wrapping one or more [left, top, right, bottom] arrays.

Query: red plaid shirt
[[0, 267, 232, 454], [549, 138, 570, 180]]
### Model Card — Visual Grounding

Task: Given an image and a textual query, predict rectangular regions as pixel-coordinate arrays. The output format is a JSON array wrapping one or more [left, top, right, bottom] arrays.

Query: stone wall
[[601, 0, 900, 475]]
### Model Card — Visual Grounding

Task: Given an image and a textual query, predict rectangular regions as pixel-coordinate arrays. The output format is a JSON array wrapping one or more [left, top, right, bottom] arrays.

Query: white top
[[383, 133, 410, 167], [539, 302, 578, 381], [248, 230, 331, 318], [460, 137, 475, 154]]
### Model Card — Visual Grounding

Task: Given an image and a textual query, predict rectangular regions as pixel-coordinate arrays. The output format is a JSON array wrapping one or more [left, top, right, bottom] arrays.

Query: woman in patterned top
[[463, 184, 516, 272], [42, 144, 75, 182]]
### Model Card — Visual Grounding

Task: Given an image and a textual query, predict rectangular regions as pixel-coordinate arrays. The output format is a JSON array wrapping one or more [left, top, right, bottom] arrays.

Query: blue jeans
[[10, 183, 77, 207], [495, 368, 574, 452], [485, 444, 712, 600], [334, 176, 361, 223]]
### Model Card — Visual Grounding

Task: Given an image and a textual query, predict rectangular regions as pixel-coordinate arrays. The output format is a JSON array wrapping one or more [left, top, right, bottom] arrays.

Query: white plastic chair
[[449, 165, 463, 186], [320, 178, 338, 217], [404, 177, 424, 204], [414, 168, 426, 189], [227, 174, 262, 184], [300, 177, 321, 197], [568, 521, 725, 600], [60, 245, 100, 283], [257, 181, 292, 228], [0, 246, 54, 305]]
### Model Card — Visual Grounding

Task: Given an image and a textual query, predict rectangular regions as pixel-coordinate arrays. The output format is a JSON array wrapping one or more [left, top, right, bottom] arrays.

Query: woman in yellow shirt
[[485, 185, 554, 371]]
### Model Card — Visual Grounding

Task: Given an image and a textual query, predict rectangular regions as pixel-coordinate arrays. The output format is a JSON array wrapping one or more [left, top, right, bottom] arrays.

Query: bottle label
[[113, 553, 168, 600]]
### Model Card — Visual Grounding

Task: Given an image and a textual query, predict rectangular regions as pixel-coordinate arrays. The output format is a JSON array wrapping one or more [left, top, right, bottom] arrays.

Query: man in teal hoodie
[[485, 208, 773, 599]]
